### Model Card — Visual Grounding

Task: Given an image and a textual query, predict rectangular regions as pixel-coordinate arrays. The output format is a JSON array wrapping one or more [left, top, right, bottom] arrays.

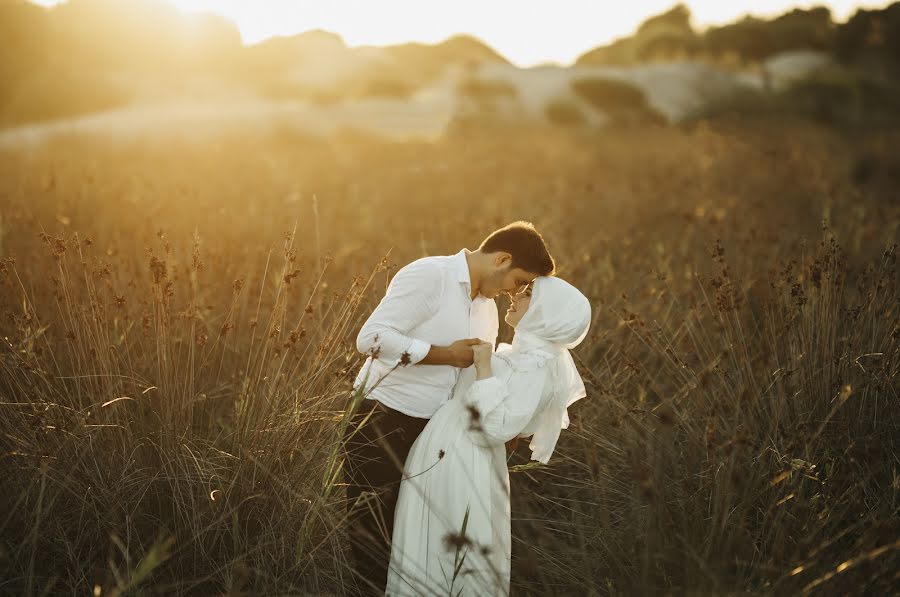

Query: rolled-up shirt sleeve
[[356, 259, 442, 367]]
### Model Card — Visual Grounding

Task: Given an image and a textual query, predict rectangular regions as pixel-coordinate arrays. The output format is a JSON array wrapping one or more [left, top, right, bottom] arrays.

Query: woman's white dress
[[385, 345, 554, 596]]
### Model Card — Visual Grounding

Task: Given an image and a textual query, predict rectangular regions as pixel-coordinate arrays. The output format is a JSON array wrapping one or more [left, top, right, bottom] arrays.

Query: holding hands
[[420, 338, 492, 374], [473, 341, 493, 380], [423, 338, 482, 368]]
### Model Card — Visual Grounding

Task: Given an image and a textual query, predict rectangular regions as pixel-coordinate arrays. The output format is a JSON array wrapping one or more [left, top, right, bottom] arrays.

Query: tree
[[637, 4, 693, 36]]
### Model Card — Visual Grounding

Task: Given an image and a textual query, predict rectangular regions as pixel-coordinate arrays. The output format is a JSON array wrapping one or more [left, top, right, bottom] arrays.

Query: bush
[[571, 77, 647, 111], [544, 98, 587, 126], [571, 77, 666, 125], [783, 70, 900, 127]]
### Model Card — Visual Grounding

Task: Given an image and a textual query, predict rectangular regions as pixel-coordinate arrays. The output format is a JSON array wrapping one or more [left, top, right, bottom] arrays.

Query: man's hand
[[447, 338, 481, 368], [420, 338, 481, 368]]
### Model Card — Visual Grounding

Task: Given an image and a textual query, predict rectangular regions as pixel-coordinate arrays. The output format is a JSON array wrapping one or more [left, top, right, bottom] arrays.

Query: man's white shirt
[[354, 249, 499, 418]]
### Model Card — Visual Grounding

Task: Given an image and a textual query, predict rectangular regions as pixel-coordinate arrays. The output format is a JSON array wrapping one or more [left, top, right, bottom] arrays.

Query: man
[[342, 221, 555, 596]]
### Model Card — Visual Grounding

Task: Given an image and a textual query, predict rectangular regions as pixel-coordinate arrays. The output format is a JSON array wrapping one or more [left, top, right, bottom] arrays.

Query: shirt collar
[[454, 249, 472, 289]]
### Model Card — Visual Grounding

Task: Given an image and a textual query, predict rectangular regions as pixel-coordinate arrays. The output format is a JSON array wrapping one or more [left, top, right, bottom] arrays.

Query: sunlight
[[28, 0, 886, 66], [6, 0, 898, 594]]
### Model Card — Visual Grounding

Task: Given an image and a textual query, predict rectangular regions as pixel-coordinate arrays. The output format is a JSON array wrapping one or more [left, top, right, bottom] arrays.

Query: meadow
[[0, 117, 897, 595]]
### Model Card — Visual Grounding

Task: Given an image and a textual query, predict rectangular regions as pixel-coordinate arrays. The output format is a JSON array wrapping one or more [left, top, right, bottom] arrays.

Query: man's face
[[480, 256, 539, 299]]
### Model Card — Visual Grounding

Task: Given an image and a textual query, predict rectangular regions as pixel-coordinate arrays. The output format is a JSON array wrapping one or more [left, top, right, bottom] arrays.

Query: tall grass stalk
[[0, 123, 896, 594]]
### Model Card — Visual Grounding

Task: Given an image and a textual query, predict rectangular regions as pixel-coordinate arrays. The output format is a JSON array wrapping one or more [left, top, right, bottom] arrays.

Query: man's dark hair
[[479, 221, 555, 276]]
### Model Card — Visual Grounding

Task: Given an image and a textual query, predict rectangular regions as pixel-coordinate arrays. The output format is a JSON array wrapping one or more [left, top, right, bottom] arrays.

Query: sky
[[30, 0, 889, 67]]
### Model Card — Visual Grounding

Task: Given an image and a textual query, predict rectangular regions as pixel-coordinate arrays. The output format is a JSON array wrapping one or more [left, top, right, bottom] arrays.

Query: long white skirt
[[385, 397, 511, 596]]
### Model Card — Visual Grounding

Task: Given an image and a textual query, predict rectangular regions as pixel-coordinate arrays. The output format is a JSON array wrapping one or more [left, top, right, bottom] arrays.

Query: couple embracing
[[342, 221, 591, 596]]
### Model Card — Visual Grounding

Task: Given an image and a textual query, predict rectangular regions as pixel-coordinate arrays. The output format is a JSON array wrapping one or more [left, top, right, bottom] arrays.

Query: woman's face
[[504, 283, 533, 328]]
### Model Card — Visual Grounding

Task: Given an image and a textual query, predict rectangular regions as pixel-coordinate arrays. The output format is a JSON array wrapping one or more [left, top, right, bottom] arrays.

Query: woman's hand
[[473, 341, 493, 380]]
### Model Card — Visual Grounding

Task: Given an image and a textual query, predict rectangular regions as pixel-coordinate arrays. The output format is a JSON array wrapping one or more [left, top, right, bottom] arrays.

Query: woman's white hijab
[[497, 276, 591, 463]]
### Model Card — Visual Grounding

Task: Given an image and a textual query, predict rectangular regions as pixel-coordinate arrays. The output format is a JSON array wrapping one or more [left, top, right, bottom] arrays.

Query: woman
[[385, 276, 592, 596]]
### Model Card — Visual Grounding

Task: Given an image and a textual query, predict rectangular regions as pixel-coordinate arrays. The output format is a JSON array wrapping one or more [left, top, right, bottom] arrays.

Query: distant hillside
[[0, 0, 509, 126], [242, 31, 509, 103], [1, 0, 899, 132], [383, 34, 510, 75], [569, 2, 900, 128], [577, 4, 699, 65], [576, 2, 900, 75], [0, 0, 244, 124]]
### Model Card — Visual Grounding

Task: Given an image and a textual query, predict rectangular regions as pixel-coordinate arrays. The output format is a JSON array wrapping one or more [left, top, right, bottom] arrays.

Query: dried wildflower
[[286, 327, 306, 346], [712, 238, 725, 262], [810, 263, 822, 289], [149, 255, 167, 283], [368, 336, 382, 360], [443, 532, 473, 552], [466, 405, 483, 432], [52, 237, 67, 258], [438, 449, 445, 459], [790, 282, 807, 307]]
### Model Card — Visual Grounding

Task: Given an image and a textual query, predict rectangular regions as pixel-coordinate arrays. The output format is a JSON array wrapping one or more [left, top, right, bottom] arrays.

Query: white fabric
[[507, 276, 592, 464], [354, 249, 499, 418], [386, 276, 591, 596]]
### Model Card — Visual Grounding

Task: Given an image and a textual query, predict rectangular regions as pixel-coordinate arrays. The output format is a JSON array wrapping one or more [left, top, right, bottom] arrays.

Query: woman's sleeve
[[462, 368, 548, 446]]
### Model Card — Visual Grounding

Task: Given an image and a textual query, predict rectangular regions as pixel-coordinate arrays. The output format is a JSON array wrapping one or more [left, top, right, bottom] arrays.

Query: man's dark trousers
[[343, 399, 429, 596]]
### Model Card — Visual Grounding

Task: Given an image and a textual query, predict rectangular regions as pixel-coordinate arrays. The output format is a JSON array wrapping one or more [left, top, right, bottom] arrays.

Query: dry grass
[[0, 118, 897, 595]]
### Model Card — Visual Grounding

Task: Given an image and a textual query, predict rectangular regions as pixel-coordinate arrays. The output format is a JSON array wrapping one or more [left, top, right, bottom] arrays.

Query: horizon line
[[25, 0, 893, 68]]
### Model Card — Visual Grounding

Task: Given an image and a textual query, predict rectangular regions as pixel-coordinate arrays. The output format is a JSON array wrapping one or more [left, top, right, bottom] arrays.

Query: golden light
[[29, 0, 887, 67]]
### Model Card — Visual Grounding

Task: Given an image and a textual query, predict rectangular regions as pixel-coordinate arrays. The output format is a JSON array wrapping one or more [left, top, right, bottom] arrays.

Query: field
[[0, 118, 897, 595]]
